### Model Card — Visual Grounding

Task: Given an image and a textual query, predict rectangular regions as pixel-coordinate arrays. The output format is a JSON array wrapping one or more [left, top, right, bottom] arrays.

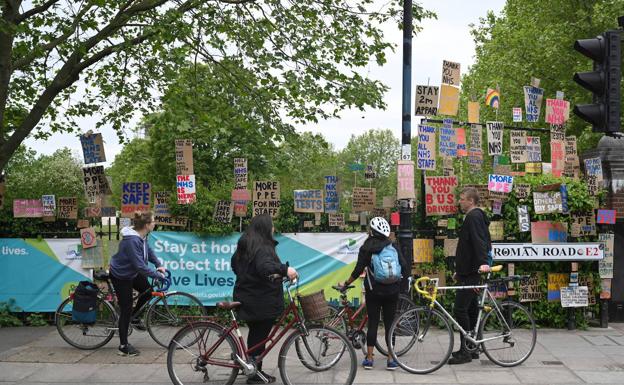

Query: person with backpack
[[339, 216, 410, 370]]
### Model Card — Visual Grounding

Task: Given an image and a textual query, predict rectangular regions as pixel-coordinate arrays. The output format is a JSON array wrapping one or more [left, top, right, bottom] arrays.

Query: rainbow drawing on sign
[[486, 88, 500, 108]]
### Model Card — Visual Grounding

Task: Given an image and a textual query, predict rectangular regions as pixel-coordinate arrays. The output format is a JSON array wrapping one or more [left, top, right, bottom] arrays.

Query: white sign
[[560, 286, 589, 308], [598, 233, 614, 279], [492, 243, 604, 261]]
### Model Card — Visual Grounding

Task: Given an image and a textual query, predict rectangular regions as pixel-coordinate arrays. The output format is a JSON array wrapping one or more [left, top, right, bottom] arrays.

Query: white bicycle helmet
[[370, 216, 391, 237]]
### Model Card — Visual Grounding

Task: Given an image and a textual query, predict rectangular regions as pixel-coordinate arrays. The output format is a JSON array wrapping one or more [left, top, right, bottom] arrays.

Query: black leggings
[[365, 292, 398, 348], [247, 319, 274, 370], [454, 275, 480, 351], [111, 274, 152, 346]]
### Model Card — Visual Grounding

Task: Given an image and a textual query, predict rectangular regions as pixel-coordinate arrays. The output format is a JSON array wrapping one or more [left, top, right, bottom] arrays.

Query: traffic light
[[573, 30, 622, 133]]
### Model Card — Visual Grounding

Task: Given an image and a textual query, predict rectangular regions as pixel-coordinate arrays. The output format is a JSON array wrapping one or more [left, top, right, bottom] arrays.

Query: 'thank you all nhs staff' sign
[[492, 243, 604, 261]]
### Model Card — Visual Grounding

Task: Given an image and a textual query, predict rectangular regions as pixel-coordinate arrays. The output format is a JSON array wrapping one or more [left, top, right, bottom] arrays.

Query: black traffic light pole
[[398, 0, 414, 265]]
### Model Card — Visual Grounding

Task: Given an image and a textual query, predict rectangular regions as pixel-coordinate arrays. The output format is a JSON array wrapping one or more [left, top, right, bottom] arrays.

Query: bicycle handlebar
[[332, 285, 355, 292], [152, 270, 171, 292]]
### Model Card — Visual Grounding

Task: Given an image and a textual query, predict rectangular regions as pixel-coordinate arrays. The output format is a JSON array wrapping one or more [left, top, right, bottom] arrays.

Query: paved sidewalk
[[0, 324, 623, 384]]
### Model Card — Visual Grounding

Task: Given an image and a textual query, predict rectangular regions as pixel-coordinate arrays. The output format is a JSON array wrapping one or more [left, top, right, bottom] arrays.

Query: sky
[[24, 0, 507, 166]]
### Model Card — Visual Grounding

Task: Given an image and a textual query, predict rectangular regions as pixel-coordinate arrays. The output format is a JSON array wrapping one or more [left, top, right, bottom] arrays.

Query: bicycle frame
[[95, 276, 168, 321], [335, 293, 368, 332]]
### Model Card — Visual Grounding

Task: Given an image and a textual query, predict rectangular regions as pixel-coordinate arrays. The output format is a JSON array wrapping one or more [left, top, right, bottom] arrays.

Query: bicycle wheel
[[388, 307, 453, 374], [479, 301, 536, 367], [55, 296, 116, 350], [167, 321, 238, 385], [374, 293, 416, 356], [279, 326, 357, 385], [147, 292, 207, 348]]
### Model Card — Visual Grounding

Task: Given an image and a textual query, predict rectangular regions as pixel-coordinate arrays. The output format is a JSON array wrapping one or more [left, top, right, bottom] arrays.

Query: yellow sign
[[413, 239, 434, 263], [439, 84, 459, 116], [526, 162, 542, 174], [468, 101, 480, 123]]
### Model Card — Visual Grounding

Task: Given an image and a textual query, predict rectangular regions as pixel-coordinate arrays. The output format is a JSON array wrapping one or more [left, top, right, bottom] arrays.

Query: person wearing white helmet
[[339, 216, 410, 371]]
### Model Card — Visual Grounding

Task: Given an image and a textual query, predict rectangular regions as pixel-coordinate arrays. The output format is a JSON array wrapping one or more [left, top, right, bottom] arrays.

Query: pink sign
[[488, 174, 514, 193], [551, 141, 565, 178], [456, 128, 467, 157], [397, 161, 415, 200], [13, 199, 44, 218], [231, 189, 251, 201], [545, 99, 570, 124], [390, 212, 400, 226]]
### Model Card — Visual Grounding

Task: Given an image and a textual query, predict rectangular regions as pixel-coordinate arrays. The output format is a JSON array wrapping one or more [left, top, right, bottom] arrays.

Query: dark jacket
[[110, 227, 162, 280], [349, 235, 411, 296], [231, 241, 289, 321], [455, 208, 491, 279]]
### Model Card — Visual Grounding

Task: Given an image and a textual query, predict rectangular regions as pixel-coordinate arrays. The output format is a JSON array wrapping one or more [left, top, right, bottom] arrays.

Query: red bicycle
[[166, 276, 357, 385]]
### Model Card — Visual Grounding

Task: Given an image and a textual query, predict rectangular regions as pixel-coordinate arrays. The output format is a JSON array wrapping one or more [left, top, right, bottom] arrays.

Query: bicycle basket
[[298, 290, 330, 321]]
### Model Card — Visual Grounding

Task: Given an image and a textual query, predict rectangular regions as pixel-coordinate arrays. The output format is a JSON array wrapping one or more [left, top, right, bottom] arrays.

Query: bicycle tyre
[[479, 301, 536, 367], [146, 291, 207, 348], [279, 326, 357, 385], [55, 296, 117, 350], [374, 293, 417, 356], [167, 321, 238, 385], [388, 307, 453, 374]]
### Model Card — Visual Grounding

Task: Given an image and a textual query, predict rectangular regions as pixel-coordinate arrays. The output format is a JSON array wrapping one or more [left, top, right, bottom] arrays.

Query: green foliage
[[0, 300, 23, 327], [25, 313, 48, 326]]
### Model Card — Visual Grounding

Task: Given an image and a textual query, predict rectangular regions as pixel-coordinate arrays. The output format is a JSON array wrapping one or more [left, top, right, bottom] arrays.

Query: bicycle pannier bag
[[370, 244, 401, 284], [72, 281, 99, 324]]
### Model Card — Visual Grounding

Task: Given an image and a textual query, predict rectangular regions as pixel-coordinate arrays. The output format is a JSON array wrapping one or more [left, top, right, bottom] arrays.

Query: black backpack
[[72, 281, 99, 324]]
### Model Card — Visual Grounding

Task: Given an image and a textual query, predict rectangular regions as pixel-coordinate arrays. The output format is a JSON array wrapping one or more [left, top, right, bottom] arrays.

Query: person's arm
[[254, 247, 288, 278], [344, 246, 368, 286], [147, 246, 162, 268], [129, 240, 162, 279], [468, 212, 490, 271]]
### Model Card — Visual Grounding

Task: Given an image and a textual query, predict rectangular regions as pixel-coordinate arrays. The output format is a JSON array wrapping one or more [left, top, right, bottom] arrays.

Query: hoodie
[[109, 227, 162, 280], [455, 208, 491, 279]]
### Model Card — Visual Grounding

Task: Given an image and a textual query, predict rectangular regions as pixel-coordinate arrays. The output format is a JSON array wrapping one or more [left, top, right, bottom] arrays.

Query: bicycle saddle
[[216, 301, 242, 310], [93, 270, 110, 281]]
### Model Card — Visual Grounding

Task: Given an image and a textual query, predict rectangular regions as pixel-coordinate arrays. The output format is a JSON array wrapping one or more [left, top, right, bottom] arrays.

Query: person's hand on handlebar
[[287, 266, 298, 281], [478, 264, 491, 273]]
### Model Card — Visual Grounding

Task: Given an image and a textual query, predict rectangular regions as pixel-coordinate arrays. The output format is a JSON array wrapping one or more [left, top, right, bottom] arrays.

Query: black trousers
[[365, 292, 398, 349], [454, 275, 480, 352], [110, 274, 152, 346], [247, 319, 274, 370]]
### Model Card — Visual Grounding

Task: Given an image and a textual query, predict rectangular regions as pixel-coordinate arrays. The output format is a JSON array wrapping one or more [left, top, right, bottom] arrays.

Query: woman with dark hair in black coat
[[231, 213, 298, 384]]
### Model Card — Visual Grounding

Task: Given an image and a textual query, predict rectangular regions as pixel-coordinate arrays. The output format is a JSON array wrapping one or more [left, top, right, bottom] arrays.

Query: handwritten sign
[[515, 184, 531, 200], [598, 233, 614, 279], [80, 132, 106, 164], [489, 221, 504, 241], [570, 213, 596, 237], [417, 125, 436, 170], [442, 157, 454, 176], [234, 158, 248, 189], [439, 124, 457, 158], [413, 239, 434, 263], [600, 279, 612, 299], [526, 136, 542, 162], [560, 286, 588, 308], [512, 107, 522, 122], [175, 139, 194, 175], [523, 86, 544, 122], [531, 221, 568, 243], [533, 191, 563, 214], [439, 84, 459, 116], [425, 176, 458, 216], [545, 99, 570, 124], [41, 194, 56, 217], [468, 124, 483, 169], [488, 174, 513, 193], [80, 227, 97, 249], [13, 199, 43, 218], [365, 165, 376, 180], [444, 238, 459, 257], [352, 187, 376, 212], [414, 86, 439, 116], [231, 189, 250, 218], [520, 273, 543, 302], [441, 60, 461, 85], [121, 182, 151, 217], [253, 181, 280, 218], [597, 209, 616, 224], [548, 273, 569, 301], [518, 205, 531, 232], [584, 157, 603, 181], [176, 175, 196, 204], [58, 197, 78, 219], [324, 175, 339, 213], [509, 130, 527, 163], [456, 128, 467, 156], [550, 140, 565, 178], [154, 191, 172, 225], [213, 200, 233, 223], [328, 213, 345, 227], [82, 165, 110, 204], [486, 121, 503, 155], [397, 160, 416, 200], [348, 213, 359, 222], [294, 189, 324, 213]]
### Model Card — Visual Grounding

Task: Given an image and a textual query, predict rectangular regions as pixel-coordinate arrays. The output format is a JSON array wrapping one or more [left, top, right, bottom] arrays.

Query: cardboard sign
[[486, 121, 503, 155], [41, 194, 56, 217], [584, 157, 603, 181], [233, 200, 248, 218], [601, 279, 612, 299], [551, 142, 565, 178], [253, 181, 280, 218], [531, 221, 567, 243], [597, 209, 616, 224], [424, 176, 458, 216], [525, 136, 541, 162], [439, 125, 457, 158], [417, 125, 436, 170], [365, 165, 376, 180], [175, 139, 194, 175], [510, 130, 527, 163], [121, 182, 151, 217], [382, 196, 395, 208], [443, 238, 459, 257], [156, 215, 188, 227], [348, 213, 360, 222], [414, 85, 439, 116], [518, 205, 530, 232], [520, 273, 543, 302], [413, 239, 434, 263], [77, 219, 90, 229], [599, 233, 614, 279], [441, 60, 461, 85], [80, 132, 106, 164], [397, 161, 416, 200], [515, 184, 531, 200], [234, 158, 248, 189], [570, 213, 596, 237], [488, 221, 504, 241], [328, 213, 345, 227], [523, 86, 544, 122], [468, 124, 483, 169], [213, 200, 233, 223], [323, 176, 339, 213], [442, 157, 454, 176], [80, 227, 97, 249], [57, 197, 78, 219], [547, 273, 569, 301], [467, 101, 480, 124], [533, 191, 563, 214], [294, 189, 324, 213], [492, 199, 503, 215], [439, 84, 459, 116], [565, 136, 577, 157], [560, 286, 588, 308], [154, 191, 172, 225], [177, 175, 196, 204], [82, 165, 110, 204], [13, 199, 44, 218], [545, 99, 570, 124], [84, 206, 102, 218], [488, 174, 513, 193], [512, 107, 522, 122], [352, 187, 376, 212], [456, 128, 467, 156]]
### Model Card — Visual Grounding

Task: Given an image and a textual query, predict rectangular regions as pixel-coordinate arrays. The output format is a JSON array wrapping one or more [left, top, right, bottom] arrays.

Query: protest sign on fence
[[121, 183, 151, 217], [598, 233, 614, 279], [80, 132, 106, 164], [82, 165, 110, 204], [175, 139, 194, 175], [523, 86, 544, 122], [324, 176, 339, 213], [80, 227, 97, 249], [456, 128, 467, 157], [597, 209, 616, 225], [443, 238, 459, 257], [439, 84, 459, 116], [233, 158, 247, 189], [414, 86, 439, 116], [365, 165, 376, 180], [425, 176, 458, 216], [213, 200, 233, 223], [545, 99, 570, 124], [417, 125, 436, 170], [486, 121, 503, 155], [57, 197, 78, 219], [328, 213, 345, 227], [531, 221, 567, 243], [601, 279, 612, 299], [13, 199, 43, 218], [253, 181, 280, 218], [570, 213, 596, 237], [176, 175, 196, 204], [489, 221, 504, 241], [439, 121, 457, 158], [520, 273, 543, 302], [510, 130, 527, 163], [526, 136, 542, 162], [488, 174, 513, 193], [515, 184, 531, 200], [584, 157, 603, 184], [468, 124, 483, 169], [560, 286, 588, 308], [413, 239, 434, 263], [397, 161, 416, 200], [41, 195, 56, 217], [518, 205, 531, 232], [548, 273, 569, 301], [293, 190, 324, 213], [533, 191, 563, 214], [512, 107, 522, 122], [352, 187, 376, 212], [441, 60, 461, 85], [468, 102, 480, 123]]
